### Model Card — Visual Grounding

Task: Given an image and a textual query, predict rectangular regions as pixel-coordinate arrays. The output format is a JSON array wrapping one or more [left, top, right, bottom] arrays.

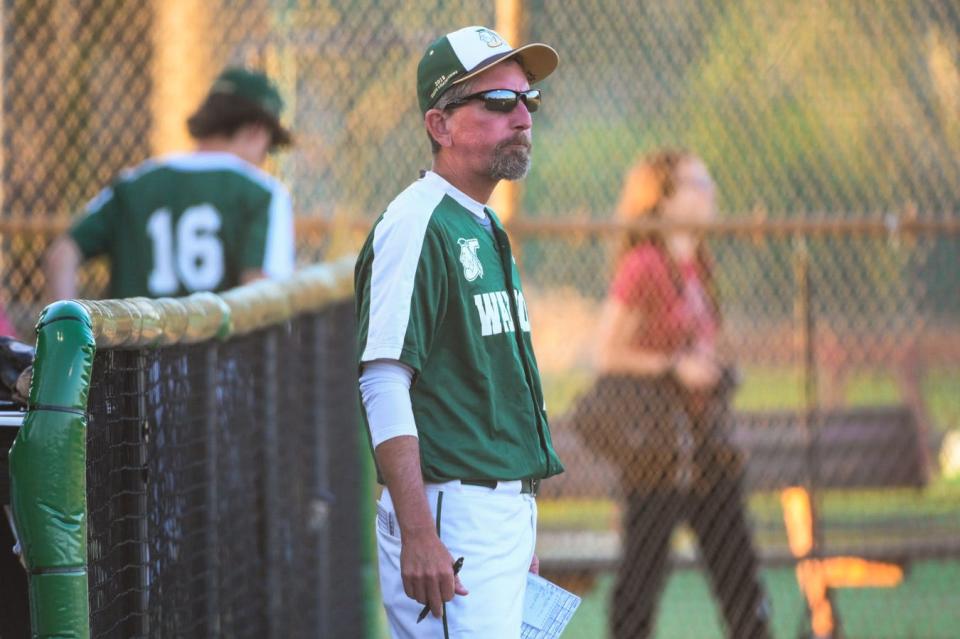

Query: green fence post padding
[[28, 572, 89, 639], [9, 300, 95, 639]]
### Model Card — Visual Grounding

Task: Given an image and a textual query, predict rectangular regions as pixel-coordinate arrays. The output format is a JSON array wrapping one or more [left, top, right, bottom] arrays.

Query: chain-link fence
[[522, 222, 959, 638], [5, 290, 366, 639], [81, 303, 363, 639], [3, 1, 960, 638], [0, 0, 496, 333]]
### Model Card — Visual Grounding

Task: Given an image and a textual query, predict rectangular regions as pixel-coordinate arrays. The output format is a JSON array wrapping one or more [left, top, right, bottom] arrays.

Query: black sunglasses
[[444, 89, 542, 113]]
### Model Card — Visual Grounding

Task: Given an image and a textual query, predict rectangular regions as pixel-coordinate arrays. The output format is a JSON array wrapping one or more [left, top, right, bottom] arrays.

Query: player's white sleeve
[[263, 185, 295, 278], [359, 359, 417, 448]]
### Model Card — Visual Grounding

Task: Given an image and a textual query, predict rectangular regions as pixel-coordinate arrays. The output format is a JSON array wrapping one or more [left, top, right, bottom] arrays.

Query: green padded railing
[[9, 300, 95, 638], [8, 256, 364, 639]]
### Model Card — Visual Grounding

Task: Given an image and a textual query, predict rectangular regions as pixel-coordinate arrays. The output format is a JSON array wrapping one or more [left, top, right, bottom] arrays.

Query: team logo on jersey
[[476, 28, 505, 48], [457, 237, 483, 281]]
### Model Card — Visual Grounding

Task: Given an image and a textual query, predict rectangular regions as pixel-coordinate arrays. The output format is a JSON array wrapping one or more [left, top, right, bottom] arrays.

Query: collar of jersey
[[421, 171, 487, 221], [162, 150, 255, 172]]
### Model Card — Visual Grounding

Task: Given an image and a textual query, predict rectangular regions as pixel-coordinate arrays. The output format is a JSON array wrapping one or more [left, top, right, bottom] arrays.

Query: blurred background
[[1, 1, 958, 637]]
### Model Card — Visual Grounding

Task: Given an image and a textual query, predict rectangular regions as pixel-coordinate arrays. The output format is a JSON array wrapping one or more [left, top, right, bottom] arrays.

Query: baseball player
[[354, 26, 564, 638], [43, 67, 295, 302]]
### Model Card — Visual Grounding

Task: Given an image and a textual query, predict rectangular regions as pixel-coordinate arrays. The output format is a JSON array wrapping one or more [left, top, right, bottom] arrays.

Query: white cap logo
[[477, 28, 504, 48]]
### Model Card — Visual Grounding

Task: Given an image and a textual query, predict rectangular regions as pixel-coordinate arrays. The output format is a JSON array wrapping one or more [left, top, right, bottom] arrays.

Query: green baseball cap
[[417, 26, 559, 113], [208, 67, 292, 146], [210, 68, 284, 118]]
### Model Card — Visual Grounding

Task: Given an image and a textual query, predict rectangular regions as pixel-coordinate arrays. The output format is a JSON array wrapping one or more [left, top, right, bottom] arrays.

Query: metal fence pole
[[310, 312, 332, 638], [489, 0, 525, 225], [203, 342, 220, 636], [262, 328, 281, 638], [792, 238, 841, 638], [324, 300, 368, 639], [135, 351, 151, 638], [149, 0, 212, 156]]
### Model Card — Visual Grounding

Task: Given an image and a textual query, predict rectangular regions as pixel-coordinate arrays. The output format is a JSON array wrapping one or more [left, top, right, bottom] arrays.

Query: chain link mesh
[[2, 1, 959, 637], [527, 227, 959, 637], [83, 305, 362, 638]]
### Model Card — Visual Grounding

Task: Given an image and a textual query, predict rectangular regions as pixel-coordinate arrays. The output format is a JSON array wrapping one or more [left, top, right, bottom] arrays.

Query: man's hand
[[374, 435, 469, 619], [402, 526, 469, 618]]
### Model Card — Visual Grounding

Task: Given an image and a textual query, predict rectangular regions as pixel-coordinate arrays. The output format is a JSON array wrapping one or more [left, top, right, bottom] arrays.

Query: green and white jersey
[[70, 151, 294, 299], [355, 171, 564, 483]]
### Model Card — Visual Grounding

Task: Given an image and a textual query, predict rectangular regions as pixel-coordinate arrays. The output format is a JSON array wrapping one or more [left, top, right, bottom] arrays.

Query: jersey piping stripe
[[361, 181, 445, 363], [435, 490, 451, 639], [83, 186, 115, 215]]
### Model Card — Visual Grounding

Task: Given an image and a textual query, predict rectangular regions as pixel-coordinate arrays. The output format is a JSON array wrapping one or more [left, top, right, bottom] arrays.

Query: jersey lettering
[[496, 291, 515, 333], [177, 204, 224, 291], [515, 289, 531, 332], [474, 289, 531, 337], [474, 292, 503, 336], [147, 208, 177, 295], [147, 204, 225, 296]]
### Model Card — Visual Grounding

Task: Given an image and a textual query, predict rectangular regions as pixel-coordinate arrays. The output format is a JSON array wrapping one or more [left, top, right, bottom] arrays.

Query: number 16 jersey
[[69, 151, 294, 299]]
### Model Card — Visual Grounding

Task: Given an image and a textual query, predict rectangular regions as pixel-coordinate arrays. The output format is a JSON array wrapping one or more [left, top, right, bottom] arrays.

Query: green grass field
[[533, 365, 960, 638], [562, 560, 960, 639], [367, 558, 960, 638]]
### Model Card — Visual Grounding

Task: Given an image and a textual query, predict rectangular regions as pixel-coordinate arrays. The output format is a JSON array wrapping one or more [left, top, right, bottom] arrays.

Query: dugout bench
[[738, 405, 932, 638], [540, 404, 943, 639]]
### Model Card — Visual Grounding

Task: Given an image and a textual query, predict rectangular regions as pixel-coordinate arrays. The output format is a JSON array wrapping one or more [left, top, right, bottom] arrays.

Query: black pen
[[416, 556, 464, 623]]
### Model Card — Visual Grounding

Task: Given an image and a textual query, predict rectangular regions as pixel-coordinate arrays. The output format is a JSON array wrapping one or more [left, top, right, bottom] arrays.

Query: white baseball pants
[[376, 480, 537, 638]]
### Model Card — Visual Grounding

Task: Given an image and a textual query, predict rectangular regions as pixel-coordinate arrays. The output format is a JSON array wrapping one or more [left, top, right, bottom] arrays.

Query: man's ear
[[424, 109, 453, 149]]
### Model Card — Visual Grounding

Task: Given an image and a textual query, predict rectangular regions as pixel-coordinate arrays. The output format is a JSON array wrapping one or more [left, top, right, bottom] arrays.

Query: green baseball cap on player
[[417, 26, 559, 113], [207, 67, 292, 147], [210, 67, 284, 119]]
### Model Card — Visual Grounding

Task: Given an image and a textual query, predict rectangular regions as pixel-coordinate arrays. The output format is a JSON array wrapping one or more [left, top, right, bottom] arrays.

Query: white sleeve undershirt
[[358, 359, 417, 448]]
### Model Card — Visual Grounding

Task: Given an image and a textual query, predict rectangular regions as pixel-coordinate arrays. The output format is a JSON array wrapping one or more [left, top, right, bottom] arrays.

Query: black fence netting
[[84, 300, 362, 639]]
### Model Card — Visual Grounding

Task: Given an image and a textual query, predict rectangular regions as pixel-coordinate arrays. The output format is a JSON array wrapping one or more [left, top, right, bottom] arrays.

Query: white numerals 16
[[146, 204, 225, 296]]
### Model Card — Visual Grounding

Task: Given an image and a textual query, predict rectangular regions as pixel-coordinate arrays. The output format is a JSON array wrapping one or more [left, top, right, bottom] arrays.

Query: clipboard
[[521, 572, 582, 638]]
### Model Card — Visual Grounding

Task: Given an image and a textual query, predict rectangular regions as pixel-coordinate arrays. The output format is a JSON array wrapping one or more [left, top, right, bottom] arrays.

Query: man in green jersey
[[43, 67, 295, 301], [355, 26, 564, 637]]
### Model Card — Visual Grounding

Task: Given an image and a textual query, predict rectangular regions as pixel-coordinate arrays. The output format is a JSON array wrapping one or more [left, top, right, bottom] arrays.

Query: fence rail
[[8, 258, 370, 639], [4, 1, 960, 636]]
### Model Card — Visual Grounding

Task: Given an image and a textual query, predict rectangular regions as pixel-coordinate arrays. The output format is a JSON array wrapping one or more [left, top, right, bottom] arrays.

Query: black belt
[[461, 478, 539, 495]]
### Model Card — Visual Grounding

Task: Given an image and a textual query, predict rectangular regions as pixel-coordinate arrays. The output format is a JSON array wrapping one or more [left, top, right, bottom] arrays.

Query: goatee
[[489, 135, 532, 181]]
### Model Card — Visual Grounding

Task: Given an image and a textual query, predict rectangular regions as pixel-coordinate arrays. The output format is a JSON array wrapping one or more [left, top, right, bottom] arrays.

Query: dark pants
[[570, 373, 770, 638], [612, 474, 770, 639]]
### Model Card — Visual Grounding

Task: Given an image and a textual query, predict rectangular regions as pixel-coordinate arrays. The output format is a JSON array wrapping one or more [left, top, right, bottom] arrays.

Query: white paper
[[521, 572, 582, 638]]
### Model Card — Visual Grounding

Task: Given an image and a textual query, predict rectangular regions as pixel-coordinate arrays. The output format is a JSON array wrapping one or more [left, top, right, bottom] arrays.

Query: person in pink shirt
[[571, 149, 770, 638]]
